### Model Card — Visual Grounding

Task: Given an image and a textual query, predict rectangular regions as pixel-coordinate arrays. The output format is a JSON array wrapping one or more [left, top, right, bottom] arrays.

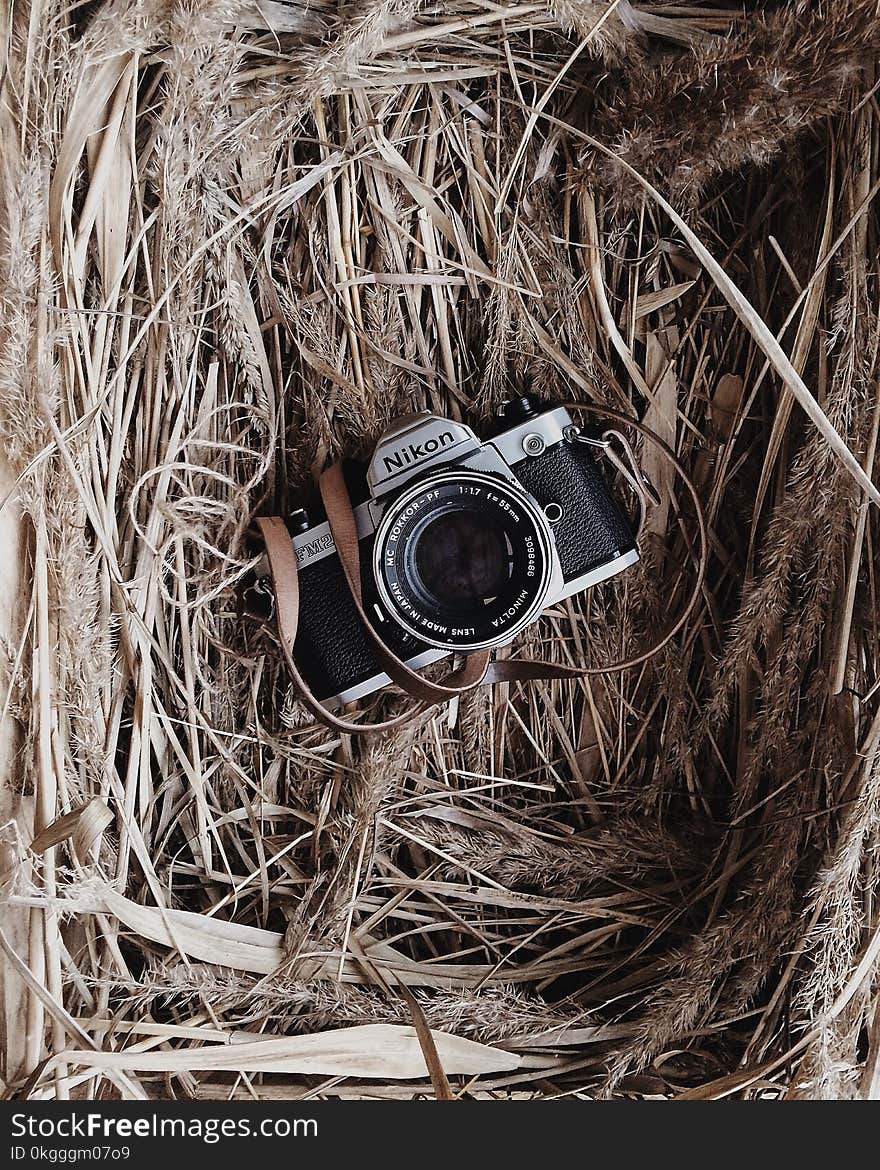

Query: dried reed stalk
[[1, 0, 880, 1101]]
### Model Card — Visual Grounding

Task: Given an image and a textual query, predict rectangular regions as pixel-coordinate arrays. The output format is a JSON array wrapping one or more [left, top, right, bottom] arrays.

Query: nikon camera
[[279, 397, 639, 705]]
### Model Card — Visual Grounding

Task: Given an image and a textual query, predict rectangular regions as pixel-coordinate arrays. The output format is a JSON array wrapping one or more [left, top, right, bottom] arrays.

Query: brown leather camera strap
[[256, 404, 707, 735], [317, 462, 492, 704], [257, 517, 426, 733], [257, 507, 490, 734]]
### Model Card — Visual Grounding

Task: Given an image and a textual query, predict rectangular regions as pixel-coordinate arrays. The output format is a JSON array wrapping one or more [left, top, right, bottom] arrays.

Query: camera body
[[288, 398, 639, 704]]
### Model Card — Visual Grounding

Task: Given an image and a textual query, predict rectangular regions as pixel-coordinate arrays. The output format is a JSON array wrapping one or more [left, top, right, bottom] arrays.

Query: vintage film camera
[[258, 396, 639, 705]]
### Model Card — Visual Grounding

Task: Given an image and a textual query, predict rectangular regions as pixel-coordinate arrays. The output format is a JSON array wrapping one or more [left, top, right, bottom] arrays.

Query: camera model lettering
[[287, 397, 640, 705], [295, 530, 335, 566], [382, 430, 456, 474]]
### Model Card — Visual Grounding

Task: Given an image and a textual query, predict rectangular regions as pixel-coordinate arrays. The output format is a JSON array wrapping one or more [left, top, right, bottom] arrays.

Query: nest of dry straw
[[3, 0, 880, 1101]]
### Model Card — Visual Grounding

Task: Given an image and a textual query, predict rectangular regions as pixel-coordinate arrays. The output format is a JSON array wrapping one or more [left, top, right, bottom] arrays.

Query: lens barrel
[[373, 471, 555, 651]]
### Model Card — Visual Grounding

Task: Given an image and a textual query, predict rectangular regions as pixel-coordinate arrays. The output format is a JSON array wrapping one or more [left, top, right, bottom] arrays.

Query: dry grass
[[1, 0, 880, 1100]]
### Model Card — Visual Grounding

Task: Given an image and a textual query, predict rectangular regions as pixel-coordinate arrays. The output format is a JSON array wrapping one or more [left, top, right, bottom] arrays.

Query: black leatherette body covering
[[295, 534, 431, 700], [511, 440, 636, 576]]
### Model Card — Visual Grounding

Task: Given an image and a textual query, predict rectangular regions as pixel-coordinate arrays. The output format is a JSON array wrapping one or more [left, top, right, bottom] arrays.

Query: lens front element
[[373, 471, 555, 650], [414, 509, 510, 608]]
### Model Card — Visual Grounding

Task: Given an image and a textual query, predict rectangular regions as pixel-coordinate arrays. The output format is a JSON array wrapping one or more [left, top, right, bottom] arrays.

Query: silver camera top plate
[[367, 413, 482, 496], [366, 405, 574, 494]]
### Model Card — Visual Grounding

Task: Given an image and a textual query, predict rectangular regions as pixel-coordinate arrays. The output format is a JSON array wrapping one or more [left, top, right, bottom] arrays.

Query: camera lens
[[373, 471, 555, 651], [413, 509, 511, 608]]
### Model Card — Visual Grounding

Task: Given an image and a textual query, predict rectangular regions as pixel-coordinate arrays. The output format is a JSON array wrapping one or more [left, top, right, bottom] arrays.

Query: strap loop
[[600, 429, 662, 510]]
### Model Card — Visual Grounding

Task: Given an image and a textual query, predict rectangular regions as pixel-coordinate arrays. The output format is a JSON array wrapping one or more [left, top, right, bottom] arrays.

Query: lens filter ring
[[373, 470, 555, 651]]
